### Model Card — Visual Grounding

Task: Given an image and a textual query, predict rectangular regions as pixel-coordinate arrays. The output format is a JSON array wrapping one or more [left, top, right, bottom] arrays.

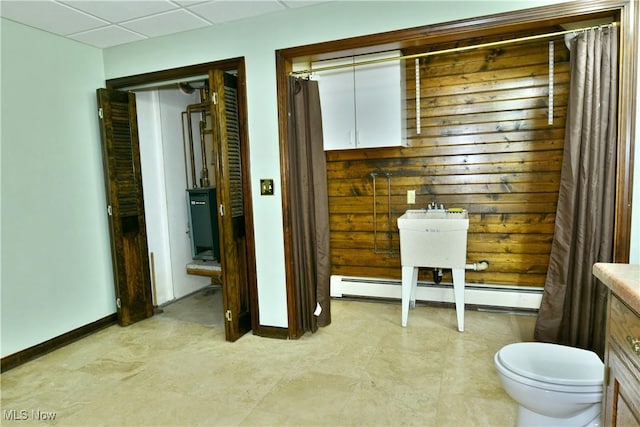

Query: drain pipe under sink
[[466, 260, 490, 271]]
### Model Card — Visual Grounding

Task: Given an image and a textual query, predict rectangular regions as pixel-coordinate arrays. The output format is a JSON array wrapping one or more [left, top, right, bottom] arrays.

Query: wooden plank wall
[[325, 33, 570, 288]]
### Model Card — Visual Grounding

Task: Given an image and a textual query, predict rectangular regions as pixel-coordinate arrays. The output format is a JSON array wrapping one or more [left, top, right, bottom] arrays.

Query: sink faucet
[[428, 201, 445, 211]]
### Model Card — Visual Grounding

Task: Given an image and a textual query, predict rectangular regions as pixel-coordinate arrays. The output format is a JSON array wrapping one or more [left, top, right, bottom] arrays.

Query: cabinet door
[[314, 51, 403, 150], [604, 296, 640, 426], [605, 347, 640, 426], [355, 51, 403, 148], [315, 56, 356, 150]]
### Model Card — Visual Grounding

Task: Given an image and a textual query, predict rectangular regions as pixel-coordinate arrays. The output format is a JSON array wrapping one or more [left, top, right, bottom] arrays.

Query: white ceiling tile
[[60, 1, 177, 23], [280, 0, 327, 8], [68, 25, 146, 48], [0, 0, 109, 35], [188, 1, 284, 24], [172, 0, 209, 5], [1, 0, 328, 48], [121, 9, 210, 38]]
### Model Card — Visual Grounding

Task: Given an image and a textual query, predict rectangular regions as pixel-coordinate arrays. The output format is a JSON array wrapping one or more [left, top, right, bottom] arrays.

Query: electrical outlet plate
[[260, 179, 274, 196], [407, 189, 416, 204]]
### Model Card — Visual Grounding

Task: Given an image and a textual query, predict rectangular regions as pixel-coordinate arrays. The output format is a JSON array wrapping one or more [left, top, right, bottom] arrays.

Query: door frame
[[106, 57, 260, 335], [276, 0, 637, 338]]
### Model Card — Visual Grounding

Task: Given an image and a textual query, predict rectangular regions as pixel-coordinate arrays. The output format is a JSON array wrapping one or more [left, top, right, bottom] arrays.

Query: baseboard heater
[[330, 275, 542, 310]]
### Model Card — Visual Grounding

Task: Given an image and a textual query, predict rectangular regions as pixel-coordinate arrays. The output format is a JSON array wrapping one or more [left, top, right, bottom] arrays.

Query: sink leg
[[410, 267, 418, 308], [401, 266, 417, 327], [452, 268, 465, 332]]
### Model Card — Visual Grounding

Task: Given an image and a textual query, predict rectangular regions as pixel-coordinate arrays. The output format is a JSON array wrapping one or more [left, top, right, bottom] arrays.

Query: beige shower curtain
[[534, 26, 618, 357], [286, 76, 331, 331]]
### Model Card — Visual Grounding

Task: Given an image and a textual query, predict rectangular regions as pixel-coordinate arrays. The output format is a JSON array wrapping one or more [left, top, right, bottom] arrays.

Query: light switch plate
[[260, 179, 274, 196]]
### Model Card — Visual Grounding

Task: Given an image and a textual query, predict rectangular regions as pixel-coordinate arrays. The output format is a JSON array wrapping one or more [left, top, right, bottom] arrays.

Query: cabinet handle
[[627, 336, 640, 356]]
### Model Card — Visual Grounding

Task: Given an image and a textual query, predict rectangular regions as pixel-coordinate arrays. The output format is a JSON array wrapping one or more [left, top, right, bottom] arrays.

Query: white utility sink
[[397, 208, 469, 331]]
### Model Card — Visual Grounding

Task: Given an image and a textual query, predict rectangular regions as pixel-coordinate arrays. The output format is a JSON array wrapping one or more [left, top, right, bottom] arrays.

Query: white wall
[[632, 146, 639, 264], [629, 38, 640, 265], [104, 0, 595, 327], [136, 90, 174, 305], [1, 19, 111, 357]]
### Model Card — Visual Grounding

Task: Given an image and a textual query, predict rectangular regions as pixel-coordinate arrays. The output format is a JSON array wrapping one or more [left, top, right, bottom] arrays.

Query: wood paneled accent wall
[[326, 33, 570, 288]]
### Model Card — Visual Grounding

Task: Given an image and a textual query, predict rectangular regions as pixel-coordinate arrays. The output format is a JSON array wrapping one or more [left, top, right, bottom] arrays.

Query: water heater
[[186, 188, 220, 261]]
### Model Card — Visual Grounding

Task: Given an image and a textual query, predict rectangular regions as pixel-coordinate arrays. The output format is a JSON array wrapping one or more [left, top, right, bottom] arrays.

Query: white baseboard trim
[[330, 275, 542, 310]]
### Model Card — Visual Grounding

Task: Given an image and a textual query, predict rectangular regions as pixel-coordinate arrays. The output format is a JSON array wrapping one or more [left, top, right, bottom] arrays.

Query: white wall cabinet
[[314, 51, 405, 150]]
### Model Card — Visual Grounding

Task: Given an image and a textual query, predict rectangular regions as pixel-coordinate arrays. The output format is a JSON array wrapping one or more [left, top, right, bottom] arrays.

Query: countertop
[[593, 263, 640, 314]]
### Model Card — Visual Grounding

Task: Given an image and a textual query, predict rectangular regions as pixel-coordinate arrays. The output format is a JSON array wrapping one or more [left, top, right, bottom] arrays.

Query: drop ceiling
[[0, 0, 326, 48]]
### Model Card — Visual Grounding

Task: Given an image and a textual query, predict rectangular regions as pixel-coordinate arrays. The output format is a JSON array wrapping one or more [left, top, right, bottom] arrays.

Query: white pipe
[[466, 260, 489, 271]]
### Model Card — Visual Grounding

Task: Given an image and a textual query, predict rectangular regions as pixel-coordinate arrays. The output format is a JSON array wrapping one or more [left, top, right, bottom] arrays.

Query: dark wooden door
[[209, 70, 252, 341], [96, 89, 153, 326]]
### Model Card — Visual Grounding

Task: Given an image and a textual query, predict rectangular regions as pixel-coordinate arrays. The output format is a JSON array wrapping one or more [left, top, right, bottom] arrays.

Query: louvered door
[[96, 89, 153, 326], [209, 70, 252, 341]]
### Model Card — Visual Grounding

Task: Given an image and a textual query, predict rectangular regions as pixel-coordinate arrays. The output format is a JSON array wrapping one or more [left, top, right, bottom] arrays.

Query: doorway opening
[[101, 59, 258, 341], [134, 77, 221, 325]]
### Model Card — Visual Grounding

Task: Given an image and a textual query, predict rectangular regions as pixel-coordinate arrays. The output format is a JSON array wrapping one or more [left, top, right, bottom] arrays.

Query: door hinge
[[116, 298, 121, 309], [604, 365, 610, 385], [212, 92, 218, 105], [219, 203, 225, 217], [225, 310, 232, 322], [107, 205, 113, 216], [98, 107, 104, 119]]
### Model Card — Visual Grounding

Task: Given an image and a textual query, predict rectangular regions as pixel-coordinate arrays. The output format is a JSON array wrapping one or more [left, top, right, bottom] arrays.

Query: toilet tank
[[397, 209, 469, 268]]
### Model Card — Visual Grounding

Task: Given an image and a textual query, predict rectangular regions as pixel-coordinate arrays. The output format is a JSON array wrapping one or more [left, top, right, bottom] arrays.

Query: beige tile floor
[[1, 292, 535, 426]]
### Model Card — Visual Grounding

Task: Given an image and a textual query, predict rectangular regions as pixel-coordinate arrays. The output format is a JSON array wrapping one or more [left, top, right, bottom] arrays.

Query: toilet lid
[[497, 342, 603, 386]]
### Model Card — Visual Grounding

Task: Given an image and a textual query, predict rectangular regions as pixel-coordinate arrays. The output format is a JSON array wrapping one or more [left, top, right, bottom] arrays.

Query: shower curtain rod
[[290, 22, 617, 76]]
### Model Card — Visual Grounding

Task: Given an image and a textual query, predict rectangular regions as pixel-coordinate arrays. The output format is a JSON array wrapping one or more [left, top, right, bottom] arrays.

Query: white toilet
[[494, 342, 604, 426]]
